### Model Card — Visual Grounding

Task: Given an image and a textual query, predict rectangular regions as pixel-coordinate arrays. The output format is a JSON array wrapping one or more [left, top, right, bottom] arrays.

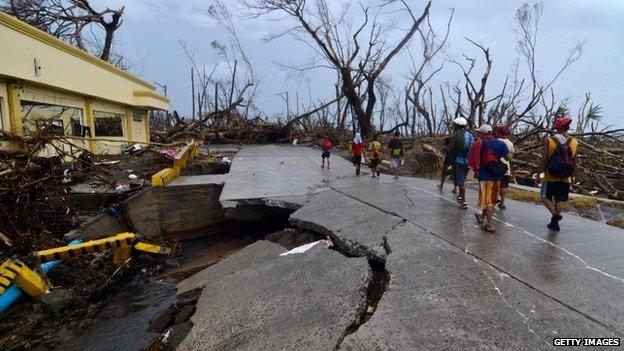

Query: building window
[[20, 100, 84, 136], [35, 119, 64, 136], [93, 111, 124, 137]]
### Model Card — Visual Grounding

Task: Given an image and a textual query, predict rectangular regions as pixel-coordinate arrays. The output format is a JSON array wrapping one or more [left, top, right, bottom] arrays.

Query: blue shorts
[[453, 162, 468, 187], [541, 182, 570, 202]]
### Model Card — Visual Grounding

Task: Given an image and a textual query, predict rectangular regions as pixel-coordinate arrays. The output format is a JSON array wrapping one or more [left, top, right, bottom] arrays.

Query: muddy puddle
[[52, 222, 320, 351], [56, 277, 176, 351]]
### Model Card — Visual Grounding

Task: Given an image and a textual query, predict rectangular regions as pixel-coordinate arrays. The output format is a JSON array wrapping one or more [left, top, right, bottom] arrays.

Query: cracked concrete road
[[178, 145, 624, 350], [177, 244, 370, 351], [290, 189, 403, 263]]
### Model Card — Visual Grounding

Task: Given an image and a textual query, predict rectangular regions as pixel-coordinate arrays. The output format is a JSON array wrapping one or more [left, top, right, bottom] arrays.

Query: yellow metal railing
[[35, 233, 172, 268], [151, 140, 200, 187], [0, 234, 171, 302], [152, 168, 177, 187], [0, 259, 48, 297]]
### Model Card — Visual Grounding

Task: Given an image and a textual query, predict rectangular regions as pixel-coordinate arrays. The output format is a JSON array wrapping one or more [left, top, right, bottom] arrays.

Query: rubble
[[40, 288, 75, 314]]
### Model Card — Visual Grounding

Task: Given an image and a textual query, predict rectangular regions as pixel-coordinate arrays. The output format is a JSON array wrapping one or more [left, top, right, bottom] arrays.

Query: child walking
[[369, 134, 381, 178], [321, 137, 332, 169]]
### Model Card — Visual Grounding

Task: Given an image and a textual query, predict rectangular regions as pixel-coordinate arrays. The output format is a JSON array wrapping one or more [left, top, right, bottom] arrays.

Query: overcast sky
[[93, 0, 623, 127]]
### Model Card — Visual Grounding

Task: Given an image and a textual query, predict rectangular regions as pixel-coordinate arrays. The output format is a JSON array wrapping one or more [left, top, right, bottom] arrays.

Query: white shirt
[[498, 138, 515, 176]]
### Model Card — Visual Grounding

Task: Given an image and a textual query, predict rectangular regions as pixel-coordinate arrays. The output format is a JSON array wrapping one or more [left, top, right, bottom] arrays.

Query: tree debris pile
[[0, 131, 174, 258], [0, 129, 180, 349], [150, 109, 331, 145], [511, 130, 624, 200]]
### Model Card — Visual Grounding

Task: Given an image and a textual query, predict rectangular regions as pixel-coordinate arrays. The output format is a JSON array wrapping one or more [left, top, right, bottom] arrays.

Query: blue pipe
[[0, 238, 83, 314]]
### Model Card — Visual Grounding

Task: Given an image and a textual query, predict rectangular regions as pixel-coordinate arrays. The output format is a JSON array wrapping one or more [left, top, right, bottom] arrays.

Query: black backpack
[[480, 140, 508, 178], [547, 137, 575, 178]]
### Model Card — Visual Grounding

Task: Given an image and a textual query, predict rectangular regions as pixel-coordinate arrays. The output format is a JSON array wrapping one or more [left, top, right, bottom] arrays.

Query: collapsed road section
[[172, 145, 624, 351], [2, 145, 624, 350]]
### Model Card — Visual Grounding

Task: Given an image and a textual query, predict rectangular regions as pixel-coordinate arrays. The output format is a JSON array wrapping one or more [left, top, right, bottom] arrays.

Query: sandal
[[474, 213, 484, 224], [481, 225, 496, 233]]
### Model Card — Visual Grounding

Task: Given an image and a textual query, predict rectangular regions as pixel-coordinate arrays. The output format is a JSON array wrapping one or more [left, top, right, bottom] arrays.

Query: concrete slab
[[290, 190, 404, 263], [332, 175, 624, 335], [178, 245, 371, 351], [205, 144, 241, 154], [219, 145, 359, 208], [340, 222, 616, 350], [126, 184, 225, 238], [64, 212, 128, 240], [149, 145, 624, 349], [168, 174, 226, 187], [177, 240, 286, 294]]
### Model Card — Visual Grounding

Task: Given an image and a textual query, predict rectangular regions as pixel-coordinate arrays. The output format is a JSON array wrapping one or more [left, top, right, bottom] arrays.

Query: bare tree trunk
[[191, 67, 195, 120]]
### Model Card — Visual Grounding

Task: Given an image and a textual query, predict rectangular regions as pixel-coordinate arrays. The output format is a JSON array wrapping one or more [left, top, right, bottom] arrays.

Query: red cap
[[494, 124, 509, 138], [554, 117, 572, 132]]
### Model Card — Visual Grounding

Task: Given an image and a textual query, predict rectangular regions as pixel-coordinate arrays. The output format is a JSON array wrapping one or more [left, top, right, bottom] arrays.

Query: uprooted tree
[[1, 0, 125, 64]]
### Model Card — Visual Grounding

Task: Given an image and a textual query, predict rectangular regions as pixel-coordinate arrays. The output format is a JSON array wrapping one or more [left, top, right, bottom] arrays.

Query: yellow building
[[0, 11, 169, 155]]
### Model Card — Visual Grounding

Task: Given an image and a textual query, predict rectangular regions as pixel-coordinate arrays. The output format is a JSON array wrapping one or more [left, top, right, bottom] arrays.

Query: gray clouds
[[96, 0, 623, 126]]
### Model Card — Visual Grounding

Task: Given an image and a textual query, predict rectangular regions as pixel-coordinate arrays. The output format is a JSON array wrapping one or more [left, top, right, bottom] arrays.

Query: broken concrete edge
[[63, 186, 152, 241], [220, 196, 309, 211], [64, 210, 128, 241], [177, 243, 373, 351], [289, 217, 388, 264], [175, 240, 287, 295], [173, 239, 378, 350]]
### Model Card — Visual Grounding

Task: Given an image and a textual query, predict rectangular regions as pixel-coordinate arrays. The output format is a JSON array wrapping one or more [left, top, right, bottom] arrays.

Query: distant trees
[[1, 0, 125, 64], [403, 1, 587, 136], [241, 0, 433, 137], [180, 1, 257, 123]]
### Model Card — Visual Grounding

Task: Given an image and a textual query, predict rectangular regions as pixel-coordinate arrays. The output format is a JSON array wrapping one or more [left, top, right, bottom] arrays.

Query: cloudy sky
[[93, 0, 623, 127]]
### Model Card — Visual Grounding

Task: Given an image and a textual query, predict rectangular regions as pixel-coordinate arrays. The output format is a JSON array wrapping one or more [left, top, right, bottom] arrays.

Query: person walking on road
[[448, 117, 473, 209], [475, 129, 511, 233], [351, 132, 365, 176], [369, 134, 382, 178], [321, 137, 332, 169], [438, 136, 457, 193], [540, 116, 578, 231], [388, 130, 404, 179], [468, 124, 493, 177], [494, 124, 514, 209]]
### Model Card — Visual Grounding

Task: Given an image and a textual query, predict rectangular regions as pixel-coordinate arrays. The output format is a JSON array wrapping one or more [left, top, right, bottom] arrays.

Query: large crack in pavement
[[336, 184, 623, 335], [289, 189, 399, 350]]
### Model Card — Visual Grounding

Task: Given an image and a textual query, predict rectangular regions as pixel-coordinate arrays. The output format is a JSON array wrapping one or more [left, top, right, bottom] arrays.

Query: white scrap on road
[[279, 240, 331, 256]]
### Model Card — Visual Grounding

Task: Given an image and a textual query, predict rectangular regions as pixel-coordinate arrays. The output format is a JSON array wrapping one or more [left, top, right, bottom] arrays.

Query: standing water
[[57, 277, 176, 351]]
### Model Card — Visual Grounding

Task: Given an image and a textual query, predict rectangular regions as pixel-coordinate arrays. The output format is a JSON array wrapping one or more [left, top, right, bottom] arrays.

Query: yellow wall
[[132, 113, 148, 143], [0, 12, 165, 156], [0, 12, 168, 110], [1, 81, 152, 156], [0, 80, 9, 131]]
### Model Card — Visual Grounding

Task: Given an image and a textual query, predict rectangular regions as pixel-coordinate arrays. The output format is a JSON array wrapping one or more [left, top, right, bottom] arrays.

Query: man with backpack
[[474, 126, 511, 233], [448, 117, 473, 209], [540, 116, 578, 231]]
